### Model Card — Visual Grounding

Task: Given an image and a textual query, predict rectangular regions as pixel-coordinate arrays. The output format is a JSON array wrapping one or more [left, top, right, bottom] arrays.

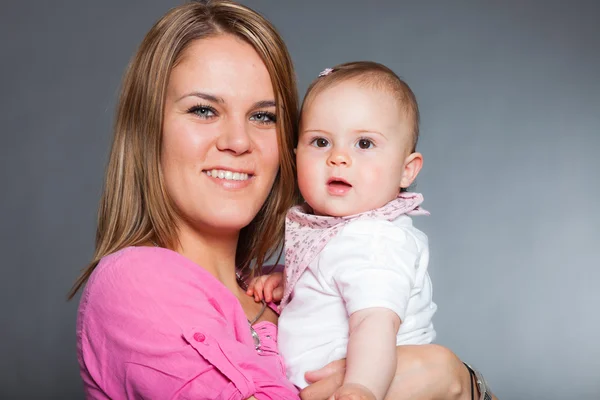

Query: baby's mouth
[[327, 178, 352, 189]]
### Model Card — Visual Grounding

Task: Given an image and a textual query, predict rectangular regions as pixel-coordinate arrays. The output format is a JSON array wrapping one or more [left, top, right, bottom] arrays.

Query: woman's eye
[[250, 112, 277, 125], [189, 105, 216, 119], [311, 138, 330, 148], [356, 139, 374, 149]]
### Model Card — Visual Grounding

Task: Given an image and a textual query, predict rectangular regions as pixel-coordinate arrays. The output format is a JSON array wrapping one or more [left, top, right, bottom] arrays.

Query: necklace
[[150, 242, 266, 351], [237, 271, 267, 351]]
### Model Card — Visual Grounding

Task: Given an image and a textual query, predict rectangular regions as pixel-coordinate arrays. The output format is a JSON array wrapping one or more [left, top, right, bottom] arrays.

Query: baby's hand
[[247, 272, 284, 303], [330, 383, 376, 400]]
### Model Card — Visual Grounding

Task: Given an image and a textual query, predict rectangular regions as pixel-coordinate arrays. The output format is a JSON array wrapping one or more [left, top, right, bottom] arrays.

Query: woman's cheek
[[258, 131, 280, 171]]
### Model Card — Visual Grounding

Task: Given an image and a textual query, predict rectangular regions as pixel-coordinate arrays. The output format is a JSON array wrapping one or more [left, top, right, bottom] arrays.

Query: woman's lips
[[203, 168, 255, 190]]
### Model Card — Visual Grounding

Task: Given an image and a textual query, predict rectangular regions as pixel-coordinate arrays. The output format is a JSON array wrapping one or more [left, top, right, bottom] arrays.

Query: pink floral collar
[[280, 192, 428, 308]]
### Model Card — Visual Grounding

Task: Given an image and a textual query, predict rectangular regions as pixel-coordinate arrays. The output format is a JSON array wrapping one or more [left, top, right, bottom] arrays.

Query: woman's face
[[161, 35, 279, 237]]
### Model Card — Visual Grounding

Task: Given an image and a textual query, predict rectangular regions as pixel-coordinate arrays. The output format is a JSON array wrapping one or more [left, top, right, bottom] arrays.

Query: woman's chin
[[195, 210, 258, 234]]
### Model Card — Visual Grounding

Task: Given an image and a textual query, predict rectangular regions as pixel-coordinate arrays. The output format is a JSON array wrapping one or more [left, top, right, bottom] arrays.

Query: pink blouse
[[76, 246, 299, 399]]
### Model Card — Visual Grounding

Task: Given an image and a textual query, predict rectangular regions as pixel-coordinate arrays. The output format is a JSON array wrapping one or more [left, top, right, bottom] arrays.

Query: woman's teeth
[[205, 169, 250, 181]]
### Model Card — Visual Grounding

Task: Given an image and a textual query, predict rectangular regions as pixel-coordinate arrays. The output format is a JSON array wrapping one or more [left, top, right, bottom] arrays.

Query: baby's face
[[296, 80, 419, 217]]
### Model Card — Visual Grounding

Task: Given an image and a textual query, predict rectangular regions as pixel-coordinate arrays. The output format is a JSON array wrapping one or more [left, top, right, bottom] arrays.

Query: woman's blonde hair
[[68, 0, 299, 298]]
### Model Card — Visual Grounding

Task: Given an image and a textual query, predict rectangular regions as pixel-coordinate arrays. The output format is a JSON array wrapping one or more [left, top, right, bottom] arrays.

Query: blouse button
[[193, 332, 206, 342]]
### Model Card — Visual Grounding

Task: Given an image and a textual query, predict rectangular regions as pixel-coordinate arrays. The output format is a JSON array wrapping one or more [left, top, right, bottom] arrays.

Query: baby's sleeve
[[320, 219, 421, 321]]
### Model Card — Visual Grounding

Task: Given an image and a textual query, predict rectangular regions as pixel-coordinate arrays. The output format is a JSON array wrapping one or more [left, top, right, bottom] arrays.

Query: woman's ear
[[400, 152, 423, 189]]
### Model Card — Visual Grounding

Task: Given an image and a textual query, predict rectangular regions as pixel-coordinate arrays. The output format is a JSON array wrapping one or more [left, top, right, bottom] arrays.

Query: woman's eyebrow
[[252, 100, 276, 109], [177, 91, 225, 103]]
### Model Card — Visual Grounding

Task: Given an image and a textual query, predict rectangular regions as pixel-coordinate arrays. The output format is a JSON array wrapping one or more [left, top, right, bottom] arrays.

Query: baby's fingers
[[272, 286, 284, 302], [255, 279, 265, 302], [263, 273, 284, 303], [248, 277, 265, 302]]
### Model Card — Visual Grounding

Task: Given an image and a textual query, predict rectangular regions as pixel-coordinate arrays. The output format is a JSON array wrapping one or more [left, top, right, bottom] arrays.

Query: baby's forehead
[[315, 75, 414, 110], [301, 77, 418, 146], [307, 78, 415, 120]]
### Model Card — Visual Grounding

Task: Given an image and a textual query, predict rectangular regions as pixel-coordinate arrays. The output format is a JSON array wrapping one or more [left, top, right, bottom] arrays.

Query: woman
[[69, 1, 495, 399]]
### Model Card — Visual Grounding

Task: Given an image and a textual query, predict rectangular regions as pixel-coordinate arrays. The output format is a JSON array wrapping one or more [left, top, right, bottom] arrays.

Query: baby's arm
[[340, 308, 401, 400], [323, 219, 426, 400]]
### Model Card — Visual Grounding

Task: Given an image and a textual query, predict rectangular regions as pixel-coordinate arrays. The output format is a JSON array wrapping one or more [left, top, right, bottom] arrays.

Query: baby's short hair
[[300, 61, 420, 152]]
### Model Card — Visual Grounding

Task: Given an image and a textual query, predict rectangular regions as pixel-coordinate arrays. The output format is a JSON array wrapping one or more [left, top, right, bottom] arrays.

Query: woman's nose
[[216, 118, 252, 155]]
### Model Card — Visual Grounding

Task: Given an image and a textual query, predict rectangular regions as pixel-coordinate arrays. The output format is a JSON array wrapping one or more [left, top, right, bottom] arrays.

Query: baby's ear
[[400, 152, 423, 189], [293, 148, 297, 154]]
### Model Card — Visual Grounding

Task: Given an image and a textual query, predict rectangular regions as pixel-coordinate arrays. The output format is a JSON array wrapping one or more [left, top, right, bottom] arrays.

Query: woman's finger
[[300, 370, 344, 400], [304, 359, 346, 383]]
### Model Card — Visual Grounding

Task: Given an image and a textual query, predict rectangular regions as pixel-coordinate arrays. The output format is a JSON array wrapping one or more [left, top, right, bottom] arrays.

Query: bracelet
[[464, 362, 476, 400], [464, 363, 493, 400]]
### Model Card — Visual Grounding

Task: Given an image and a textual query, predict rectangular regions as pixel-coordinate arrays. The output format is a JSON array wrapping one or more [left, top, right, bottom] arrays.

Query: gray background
[[1, 0, 598, 398]]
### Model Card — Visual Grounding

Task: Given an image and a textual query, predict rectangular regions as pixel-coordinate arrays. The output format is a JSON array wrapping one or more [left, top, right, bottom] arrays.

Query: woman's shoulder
[[80, 247, 224, 320], [78, 246, 238, 342], [88, 246, 143, 282], [94, 246, 180, 274], [89, 246, 206, 290]]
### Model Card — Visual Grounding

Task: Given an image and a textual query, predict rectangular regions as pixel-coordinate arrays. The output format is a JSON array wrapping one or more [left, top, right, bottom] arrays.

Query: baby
[[249, 61, 437, 400]]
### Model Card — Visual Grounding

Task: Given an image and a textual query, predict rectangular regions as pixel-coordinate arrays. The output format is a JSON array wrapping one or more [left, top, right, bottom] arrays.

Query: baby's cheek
[[358, 163, 399, 204], [296, 160, 320, 199], [360, 163, 386, 186]]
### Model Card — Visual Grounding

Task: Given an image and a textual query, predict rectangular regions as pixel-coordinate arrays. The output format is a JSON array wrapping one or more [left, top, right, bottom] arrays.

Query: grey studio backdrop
[[1, 0, 598, 399]]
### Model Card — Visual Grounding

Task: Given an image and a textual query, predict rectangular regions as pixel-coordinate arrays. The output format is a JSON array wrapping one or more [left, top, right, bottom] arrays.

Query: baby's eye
[[356, 139, 374, 149], [311, 138, 330, 148]]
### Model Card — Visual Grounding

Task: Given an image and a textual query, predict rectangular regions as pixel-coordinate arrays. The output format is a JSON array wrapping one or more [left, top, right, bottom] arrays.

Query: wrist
[[464, 363, 493, 400], [336, 383, 377, 400], [343, 361, 394, 400]]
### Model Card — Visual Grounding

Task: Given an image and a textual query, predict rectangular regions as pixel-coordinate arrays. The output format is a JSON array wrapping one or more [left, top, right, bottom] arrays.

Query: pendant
[[249, 323, 261, 352]]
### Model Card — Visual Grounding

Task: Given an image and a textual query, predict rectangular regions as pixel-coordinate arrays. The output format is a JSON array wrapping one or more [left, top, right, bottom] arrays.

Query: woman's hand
[[329, 383, 377, 400], [329, 383, 376, 400], [300, 344, 489, 400], [300, 359, 346, 400]]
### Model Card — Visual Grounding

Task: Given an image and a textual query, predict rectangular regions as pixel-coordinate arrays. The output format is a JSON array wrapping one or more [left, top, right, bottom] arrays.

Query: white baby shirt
[[278, 194, 437, 389]]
